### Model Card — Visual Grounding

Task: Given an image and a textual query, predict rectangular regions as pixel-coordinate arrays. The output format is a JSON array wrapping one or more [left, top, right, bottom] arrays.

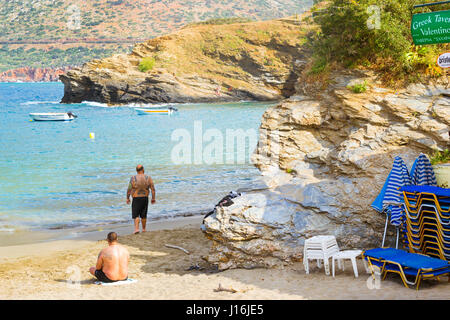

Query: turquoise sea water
[[0, 82, 273, 234]]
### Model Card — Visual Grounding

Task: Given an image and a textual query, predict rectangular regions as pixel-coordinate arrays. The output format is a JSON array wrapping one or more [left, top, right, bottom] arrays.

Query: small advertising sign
[[437, 52, 450, 68]]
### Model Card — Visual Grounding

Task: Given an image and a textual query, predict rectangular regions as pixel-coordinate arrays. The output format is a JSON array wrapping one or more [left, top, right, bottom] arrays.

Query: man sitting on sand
[[89, 232, 129, 283], [126, 164, 156, 234]]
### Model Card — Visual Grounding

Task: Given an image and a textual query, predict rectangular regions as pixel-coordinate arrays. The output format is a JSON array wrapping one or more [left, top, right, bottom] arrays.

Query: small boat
[[135, 107, 177, 115], [29, 112, 77, 121]]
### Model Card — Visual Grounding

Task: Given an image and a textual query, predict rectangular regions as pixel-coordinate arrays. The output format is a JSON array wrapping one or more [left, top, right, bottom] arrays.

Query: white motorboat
[[29, 112, 77, 121], [135, 107, 177, 115]]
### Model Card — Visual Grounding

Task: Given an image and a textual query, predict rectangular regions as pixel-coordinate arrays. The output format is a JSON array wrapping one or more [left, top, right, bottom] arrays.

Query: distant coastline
[[0, 66, 73, 83]]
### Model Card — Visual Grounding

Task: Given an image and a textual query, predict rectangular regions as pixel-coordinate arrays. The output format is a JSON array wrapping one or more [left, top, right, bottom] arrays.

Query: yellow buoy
[[89, 132, 95, 139]]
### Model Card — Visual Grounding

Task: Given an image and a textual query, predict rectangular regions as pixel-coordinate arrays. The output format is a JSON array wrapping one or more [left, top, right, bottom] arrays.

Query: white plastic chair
[[303, 235, 340, 276]]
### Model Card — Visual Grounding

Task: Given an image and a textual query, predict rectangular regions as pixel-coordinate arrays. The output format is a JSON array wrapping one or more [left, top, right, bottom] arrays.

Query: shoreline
[[0, 215, 203, 262], [0, 212, 206, 247], [0, 178, 269, 248]]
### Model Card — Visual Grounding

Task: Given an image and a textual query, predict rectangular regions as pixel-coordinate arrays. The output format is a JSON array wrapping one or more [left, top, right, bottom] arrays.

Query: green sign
[[411, 10, 450, 45]]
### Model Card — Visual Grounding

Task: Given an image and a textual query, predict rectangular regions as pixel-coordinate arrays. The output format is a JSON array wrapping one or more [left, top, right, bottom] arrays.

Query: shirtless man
[[126, 164, 156, 234], [89, 232, 129, 283]]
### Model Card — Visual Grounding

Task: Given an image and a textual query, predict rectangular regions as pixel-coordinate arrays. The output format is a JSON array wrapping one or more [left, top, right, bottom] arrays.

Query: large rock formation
[[59, 18, 309, 104], [203, 70, 449, 270]]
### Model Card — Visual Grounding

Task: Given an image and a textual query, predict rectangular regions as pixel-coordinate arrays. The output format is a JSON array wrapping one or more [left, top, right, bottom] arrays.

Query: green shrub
[[309, 55, 328, 74], [309, 0, 450, 81], [348, 80, 367, 93], [430, 149, 450, 165], [138, 57, 156, 72]]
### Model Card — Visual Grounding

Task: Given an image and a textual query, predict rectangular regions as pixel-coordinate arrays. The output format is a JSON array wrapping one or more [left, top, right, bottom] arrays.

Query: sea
[[0, 82, 274, 240]]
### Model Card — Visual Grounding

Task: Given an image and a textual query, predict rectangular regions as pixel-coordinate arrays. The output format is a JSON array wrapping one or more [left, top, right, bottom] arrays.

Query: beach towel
[[95, 278, 138, 286], [202, 191, 241, 223]]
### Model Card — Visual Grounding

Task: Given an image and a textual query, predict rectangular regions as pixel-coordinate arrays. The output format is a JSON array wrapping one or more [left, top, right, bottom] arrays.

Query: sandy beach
[[0, 216, 449, 300]]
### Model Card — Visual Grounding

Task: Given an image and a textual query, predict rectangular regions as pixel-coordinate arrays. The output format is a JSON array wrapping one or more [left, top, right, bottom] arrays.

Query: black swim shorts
[[132, 196, 149, 219], [95, 269, 116, 283]]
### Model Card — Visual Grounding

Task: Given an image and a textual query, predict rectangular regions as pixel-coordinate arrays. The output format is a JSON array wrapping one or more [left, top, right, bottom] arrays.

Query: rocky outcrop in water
[[0, 66, 72, 82], [202, 70, 449, 270], [59, 18, 308, 104]]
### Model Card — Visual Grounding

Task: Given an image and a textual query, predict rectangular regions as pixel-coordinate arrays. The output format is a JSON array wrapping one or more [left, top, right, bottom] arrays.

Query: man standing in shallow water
[[126, 164, 156, 234]]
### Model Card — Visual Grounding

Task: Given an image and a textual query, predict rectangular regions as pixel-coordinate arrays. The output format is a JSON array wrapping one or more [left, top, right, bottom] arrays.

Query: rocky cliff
[[0, 66, 71, 82], [59, 18, 310, 104], [202, 70, 449, 270]]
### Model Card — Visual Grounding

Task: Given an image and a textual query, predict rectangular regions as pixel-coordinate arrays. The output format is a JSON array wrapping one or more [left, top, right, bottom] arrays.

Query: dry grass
[[118, 18, 313, 91]]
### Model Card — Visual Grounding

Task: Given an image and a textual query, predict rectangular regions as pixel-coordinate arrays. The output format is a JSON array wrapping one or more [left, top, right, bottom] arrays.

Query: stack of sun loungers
[[400, 185, 450, 261], [365, 155, 450, 289]]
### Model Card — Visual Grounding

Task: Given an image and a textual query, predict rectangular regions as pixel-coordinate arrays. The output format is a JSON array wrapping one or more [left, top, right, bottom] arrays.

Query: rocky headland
[[59, 18, 309, 104]]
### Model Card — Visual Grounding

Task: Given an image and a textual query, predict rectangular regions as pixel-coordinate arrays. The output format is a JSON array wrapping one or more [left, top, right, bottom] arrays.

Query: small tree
[[310, 0, 449, 82]]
